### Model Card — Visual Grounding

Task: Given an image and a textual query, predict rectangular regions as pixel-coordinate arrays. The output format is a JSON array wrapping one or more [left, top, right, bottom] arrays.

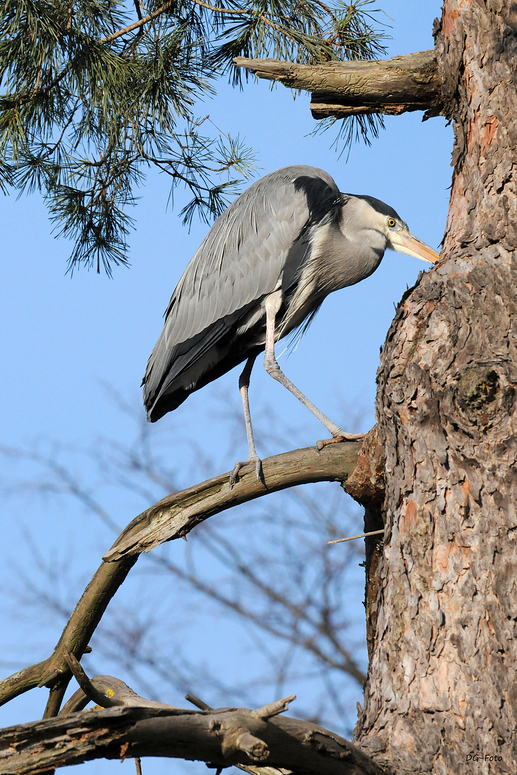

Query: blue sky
[[0, 1, 451, 772]]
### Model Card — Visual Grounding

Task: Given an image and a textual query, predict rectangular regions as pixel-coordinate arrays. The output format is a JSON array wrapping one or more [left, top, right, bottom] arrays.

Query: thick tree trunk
[[356, 2, 517, 772]]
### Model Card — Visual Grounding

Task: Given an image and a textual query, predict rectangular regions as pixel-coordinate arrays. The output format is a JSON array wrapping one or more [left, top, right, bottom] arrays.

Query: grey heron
[[143, 165, 438, 480]]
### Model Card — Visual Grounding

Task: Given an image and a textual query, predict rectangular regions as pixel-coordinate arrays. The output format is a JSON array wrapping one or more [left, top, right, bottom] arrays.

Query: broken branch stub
[[234, 51, 442, 119]]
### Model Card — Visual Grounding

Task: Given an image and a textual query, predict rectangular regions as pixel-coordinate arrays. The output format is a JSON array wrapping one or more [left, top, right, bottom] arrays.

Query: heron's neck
[[315, 222, 386, 292]]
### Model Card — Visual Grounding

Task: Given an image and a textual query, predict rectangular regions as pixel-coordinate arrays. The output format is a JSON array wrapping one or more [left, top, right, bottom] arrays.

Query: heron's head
[[356, 195, 440, 264]]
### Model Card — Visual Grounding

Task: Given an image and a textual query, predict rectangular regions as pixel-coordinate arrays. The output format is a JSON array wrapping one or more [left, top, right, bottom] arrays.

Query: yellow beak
[[390, 230, 440, 264]]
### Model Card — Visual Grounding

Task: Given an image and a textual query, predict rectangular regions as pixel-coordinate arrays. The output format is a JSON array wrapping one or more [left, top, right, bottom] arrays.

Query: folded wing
[[143, 165, 339, 420]]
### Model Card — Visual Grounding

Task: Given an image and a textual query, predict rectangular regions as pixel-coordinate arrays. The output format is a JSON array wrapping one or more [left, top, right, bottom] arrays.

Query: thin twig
[[327, 529, 384, 544], [100, 1, 175, 44], [62, 649, 117, 709], [191, 0, 248, 14], [185, 693, 211, 711]]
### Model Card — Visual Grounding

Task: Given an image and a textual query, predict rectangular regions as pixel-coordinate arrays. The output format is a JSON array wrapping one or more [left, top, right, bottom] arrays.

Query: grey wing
[[143, 165, 339, 415]]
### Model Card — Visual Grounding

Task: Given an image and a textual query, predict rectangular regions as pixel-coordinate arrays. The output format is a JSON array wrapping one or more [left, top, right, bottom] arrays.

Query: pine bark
[[356, 2, 517, 772]]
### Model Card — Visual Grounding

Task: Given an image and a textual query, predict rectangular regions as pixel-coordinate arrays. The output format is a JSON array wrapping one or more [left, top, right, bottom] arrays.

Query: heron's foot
[[317, 431, 366, 451], [229, 454, 263, 488]]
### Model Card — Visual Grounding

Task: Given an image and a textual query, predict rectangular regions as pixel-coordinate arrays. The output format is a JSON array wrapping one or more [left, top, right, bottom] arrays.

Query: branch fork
[[0, 439, 387, 775]]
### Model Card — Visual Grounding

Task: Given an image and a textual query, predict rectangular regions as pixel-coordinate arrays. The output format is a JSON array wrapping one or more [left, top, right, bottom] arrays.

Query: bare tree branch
[[0, 440, 371, 710], [234, 50, 441, 119], [0, 701, 387, 775], [106, 441, 364, 561], [0, 553, 138, 711], [185, 693, 293, 775]]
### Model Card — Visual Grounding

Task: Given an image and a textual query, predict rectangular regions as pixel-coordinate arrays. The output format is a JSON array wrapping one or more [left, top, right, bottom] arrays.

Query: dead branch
[[344, 428, 384, 508], [0, 553, 137, 710], [234, 50, 442, 119], [0, 702, 387, 775], [0, 440, 372, 710], [104, 440, 364, 560], [62, 670, 289, 775]]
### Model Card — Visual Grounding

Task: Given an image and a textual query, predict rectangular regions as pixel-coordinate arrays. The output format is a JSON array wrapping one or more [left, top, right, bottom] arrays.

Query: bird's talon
[[316, 436, 344, 450], [229, 461, 243, 489], [254, 457, 264, 484], [317, 431, 366, 450], [229, 455, 264, 488]]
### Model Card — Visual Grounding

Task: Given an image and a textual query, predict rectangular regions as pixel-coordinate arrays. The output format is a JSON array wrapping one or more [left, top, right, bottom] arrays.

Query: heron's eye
[[388, 218, 396, 228]]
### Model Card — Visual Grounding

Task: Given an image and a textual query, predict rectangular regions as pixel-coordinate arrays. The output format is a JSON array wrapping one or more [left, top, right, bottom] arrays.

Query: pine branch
[[0, 0, 387, 271], [105, 441, 364, 560], [100, 1, 175, 44]]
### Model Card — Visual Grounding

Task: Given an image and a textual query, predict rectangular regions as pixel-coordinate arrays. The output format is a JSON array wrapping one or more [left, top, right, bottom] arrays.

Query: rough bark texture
[[355, 2, 517, 772], [344, 428, 386, 662], [234, 51, 441, 119]]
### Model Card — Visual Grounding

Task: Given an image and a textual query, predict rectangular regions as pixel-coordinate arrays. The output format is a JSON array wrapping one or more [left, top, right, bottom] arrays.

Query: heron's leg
[[229, 355, 263, 487], [239, 355, 261, 466], [263, 299, 364, 442]]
